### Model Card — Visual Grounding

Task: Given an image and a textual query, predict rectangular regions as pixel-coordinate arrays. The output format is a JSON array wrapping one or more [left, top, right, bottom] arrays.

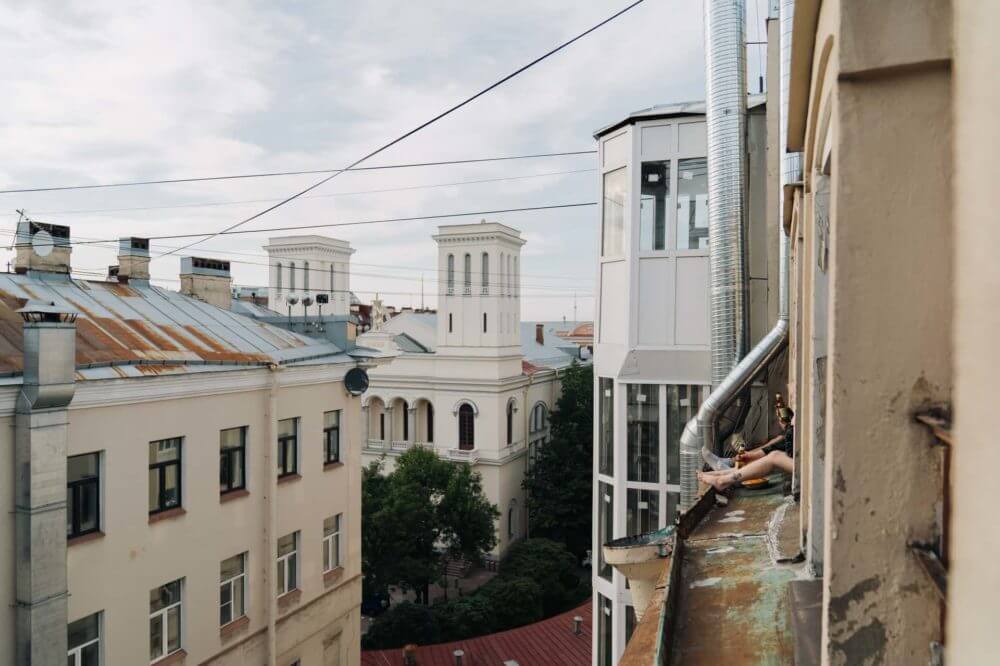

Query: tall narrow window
[[627, 488, 660, 535], [220, 427, 246, 495], [506, 401, 514, 445], [598, 482, 614, 580], [640, 160, 671, 251], [667, 385, 702, 486], [463, 253, 472, 295], [507, 255, 512, 296], [289, 261, 296, 291], [219, 553, 247, 626], [276, 262, 283, 293], [677, 157, 708, 249], [483, 312, 488, 333], [303, 261, 310, 291], [68, 452, 100, 539], [277, 418, 298, 478], [400, 400, 409, 441], [599, 379, 614, 476], [149, 438, 182, 514], [601, 167, 627, 256], [500, 253, 505, 296], [597, 594, 613, 666], [68, 612, 101, 666], [323, 514, 343, 572], [448, 313, 453, 333], [277, 532, 298, 595], [447, 254, 455, 294], [426, 403, 434, 443], [627, 385, 660, 482], [379, 412, 385, 441], [324, 411, 341, 465], [149, 580, 182, 661], [481, 253, 490, 294], [330, 264, 336, 292], [458, 403, 475, 450], [513, 257, 519, 297]]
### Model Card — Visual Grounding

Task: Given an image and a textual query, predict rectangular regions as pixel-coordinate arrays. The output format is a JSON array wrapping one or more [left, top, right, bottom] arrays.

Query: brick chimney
[[180, 257, 232, 310], [113, 237, 150, 283], [535, 323, 544, 345], [14, 219, 72, 275]]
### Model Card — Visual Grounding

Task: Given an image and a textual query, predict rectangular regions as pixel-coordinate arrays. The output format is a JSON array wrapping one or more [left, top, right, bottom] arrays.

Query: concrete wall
[[0, 366, 361, 664], [788, 0, 953, 662], [948, 1, 1000, 662]]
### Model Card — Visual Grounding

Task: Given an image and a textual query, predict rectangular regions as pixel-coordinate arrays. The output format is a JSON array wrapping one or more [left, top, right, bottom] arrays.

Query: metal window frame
[[67, 452, 100, 538], [277, 419, 298, 478], [324, 411, 341, 464], [148, 439, 182, 515], [219, 427, 247, 494]]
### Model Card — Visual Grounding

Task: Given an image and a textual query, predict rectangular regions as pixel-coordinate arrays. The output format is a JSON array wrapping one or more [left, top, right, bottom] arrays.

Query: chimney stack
[[114, 237, 150, 283], [573, 616, 583, 635], [180, 257, 232, 310], [14, 218, 72, 275], [535, 323, 544, 345], [453, 649, 464, 666], [402, 644, 418, 665]]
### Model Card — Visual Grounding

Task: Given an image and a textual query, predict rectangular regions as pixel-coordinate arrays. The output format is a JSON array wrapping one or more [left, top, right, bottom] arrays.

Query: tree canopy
[[522, 362, 594, 560]]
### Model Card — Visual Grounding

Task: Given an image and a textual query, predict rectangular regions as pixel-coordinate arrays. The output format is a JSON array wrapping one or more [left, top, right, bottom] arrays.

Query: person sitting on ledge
[[698, 405, 794, 492]]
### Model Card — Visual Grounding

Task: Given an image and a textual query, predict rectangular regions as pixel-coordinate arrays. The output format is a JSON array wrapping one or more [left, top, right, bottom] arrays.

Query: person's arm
[[739, 434, 784, 463]]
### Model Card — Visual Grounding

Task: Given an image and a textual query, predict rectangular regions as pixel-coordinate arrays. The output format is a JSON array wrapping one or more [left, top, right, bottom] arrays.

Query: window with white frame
[[601, 167, 627, 257], [323, 514, 343, 572], [68, 612, 101, 666], [277, 532, 298, 595], [446, 254, 455, 294], [481, 252, 490, 294], [677, 158, 708, 249], [463, 253, 472, 295], [640, 160, 671, 251], [219, 553, 247, 626], [149, 579, 182, 662]]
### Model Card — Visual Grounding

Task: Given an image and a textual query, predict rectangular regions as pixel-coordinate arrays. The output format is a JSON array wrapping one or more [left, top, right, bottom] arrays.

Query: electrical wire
[[160, 0, 649, 257]]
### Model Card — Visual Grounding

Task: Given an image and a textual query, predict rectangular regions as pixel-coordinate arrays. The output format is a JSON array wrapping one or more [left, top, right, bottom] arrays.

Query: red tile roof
[[522, 359, 542, 375], [361, 599, 592, 666]]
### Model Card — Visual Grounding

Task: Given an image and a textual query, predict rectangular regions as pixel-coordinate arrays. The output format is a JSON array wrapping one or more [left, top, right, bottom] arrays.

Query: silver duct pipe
[[780, 0, 803, 191], [680, 0, 795, 510], [705, 0, 749, 387]]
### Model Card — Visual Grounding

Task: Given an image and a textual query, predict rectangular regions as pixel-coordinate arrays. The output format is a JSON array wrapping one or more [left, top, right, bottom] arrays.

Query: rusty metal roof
[[0, 273, 347, 379], [361, 600, 592, 666]]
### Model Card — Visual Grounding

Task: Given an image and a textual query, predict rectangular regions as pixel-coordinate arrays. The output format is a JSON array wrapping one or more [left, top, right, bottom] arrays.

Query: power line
[[0, 150, 596, 195], [8, 168, 595, 218], [161, 0, 649, 258]]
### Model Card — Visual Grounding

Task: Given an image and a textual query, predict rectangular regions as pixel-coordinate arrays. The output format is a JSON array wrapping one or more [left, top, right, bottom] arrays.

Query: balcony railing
[[447, 448, 480, 464]]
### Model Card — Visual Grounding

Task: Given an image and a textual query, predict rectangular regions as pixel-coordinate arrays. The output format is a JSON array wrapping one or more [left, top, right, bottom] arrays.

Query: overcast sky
[[0, 0, 769, 322]]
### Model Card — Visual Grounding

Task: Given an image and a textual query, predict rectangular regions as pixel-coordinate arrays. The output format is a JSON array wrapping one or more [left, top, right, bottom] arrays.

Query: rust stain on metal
[[182, 325, 228, 353], [104, 282, 138, 297], [157, 324, 208, 352], [135, 364, 184, 375], [0, 290, 27, 372], [19, 285, 40, 300], [125, 320, 179, 352]]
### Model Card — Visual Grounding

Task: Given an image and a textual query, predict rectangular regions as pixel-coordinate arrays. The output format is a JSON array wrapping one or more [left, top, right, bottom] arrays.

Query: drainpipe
[[15, 302, 77, 665], [265, 364, 281, 666], [680, 0, 794, 511], [522, 371, 534, 540]]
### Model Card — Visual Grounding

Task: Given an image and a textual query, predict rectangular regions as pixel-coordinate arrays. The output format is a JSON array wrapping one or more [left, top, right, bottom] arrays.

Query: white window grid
[[149, 586, 182, 662], [220, 554, 247, 626], [67, 619, 100, 666], [277, 535, 298, 595], [323, 514, 343, 572]]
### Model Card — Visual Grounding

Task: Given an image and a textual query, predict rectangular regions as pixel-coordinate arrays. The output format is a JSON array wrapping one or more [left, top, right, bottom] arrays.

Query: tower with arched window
[[263, 235, 355, 317], [433, 221, 524, 358]]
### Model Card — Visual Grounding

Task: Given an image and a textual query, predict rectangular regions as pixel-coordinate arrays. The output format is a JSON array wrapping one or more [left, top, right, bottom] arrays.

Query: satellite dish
[[344, 367, 370, 396], [32, 230, 54, 257]]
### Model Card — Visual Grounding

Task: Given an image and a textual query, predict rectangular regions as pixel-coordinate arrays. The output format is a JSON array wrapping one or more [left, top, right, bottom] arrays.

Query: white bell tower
[[433, 221, 525, 357]]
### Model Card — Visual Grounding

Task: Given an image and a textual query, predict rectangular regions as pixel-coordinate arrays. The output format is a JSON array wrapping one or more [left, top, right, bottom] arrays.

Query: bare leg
[[698, 451, 793, 491]]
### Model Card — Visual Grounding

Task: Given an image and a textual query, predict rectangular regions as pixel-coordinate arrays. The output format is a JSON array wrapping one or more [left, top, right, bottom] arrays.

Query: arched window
[[506, 401, 514, 445], [400, 400, 409, 441], [531, 403, 548, 433], [447, 254, 455, 294], [289, 261, 297, 291], [303, 261, 310, 291], [276, 262, 283, 292], [481, 253, 490, 295], [458, 404, 475, 450], [426, 403, 434, 443], [463, 253, 472, 295]]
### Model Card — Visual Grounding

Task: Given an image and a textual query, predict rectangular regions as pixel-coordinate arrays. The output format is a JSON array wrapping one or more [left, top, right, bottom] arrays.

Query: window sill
[[220, 615, 250, 640], [277, 473, 302, 485], [220, 489, 250, 504], [68, 530, 105, 547], [277, 588, 302, 611], [151, 648, 187, 666], [148, 507, 187, 524], [323, 566, 345, 586], [323, 461, 344, 471]]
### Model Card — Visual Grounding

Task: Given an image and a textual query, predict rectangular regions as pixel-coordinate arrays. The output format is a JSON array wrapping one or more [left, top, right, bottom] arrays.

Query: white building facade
[[264, 235, 354, 317], [358, 222, 581, 558]]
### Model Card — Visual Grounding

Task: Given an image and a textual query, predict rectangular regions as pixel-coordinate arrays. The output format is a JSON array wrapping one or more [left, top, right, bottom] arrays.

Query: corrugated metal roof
[[361, 600, 592, 666], [0, 273, 344, 378]]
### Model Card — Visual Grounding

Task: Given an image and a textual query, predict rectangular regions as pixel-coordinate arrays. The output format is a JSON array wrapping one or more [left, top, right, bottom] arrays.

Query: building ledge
[[323, 461, 344, 471], [278, 588, 302, 612], [324, 566, 345, 587], [220, 615, 250, 641], [68, 530, 105, 547], [277, 473, 302, 485], [151, 648, 187, 666], [220, 488, 249, 504], [148, 507, 186, 525]]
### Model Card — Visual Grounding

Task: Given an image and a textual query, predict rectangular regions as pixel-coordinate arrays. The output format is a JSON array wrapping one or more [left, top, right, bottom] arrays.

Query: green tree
[[361, 601, 440, 649], [477, 575, 545, 630], [501, 538, 583, 615], [362, 448, 499, 604], [522, 362, 594, 559]]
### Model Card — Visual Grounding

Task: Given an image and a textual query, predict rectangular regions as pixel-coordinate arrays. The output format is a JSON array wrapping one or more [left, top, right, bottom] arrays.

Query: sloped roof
[[361, 599, 592, 666], [0, 273, 346, 379]]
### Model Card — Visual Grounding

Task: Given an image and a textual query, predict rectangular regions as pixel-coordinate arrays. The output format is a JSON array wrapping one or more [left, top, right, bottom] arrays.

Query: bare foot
[[699, 471, 736, 491]]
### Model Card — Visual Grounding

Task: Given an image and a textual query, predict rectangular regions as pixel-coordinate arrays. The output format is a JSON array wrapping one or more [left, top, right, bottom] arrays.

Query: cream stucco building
[[0, 228, 365, 666]]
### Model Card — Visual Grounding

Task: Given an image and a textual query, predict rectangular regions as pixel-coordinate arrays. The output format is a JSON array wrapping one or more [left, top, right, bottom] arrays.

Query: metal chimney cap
[[17, 300, 78, 323]]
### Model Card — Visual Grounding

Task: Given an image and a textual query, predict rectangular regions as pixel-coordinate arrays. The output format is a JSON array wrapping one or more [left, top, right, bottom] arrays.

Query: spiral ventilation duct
[[679, 0, 794, 510]]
